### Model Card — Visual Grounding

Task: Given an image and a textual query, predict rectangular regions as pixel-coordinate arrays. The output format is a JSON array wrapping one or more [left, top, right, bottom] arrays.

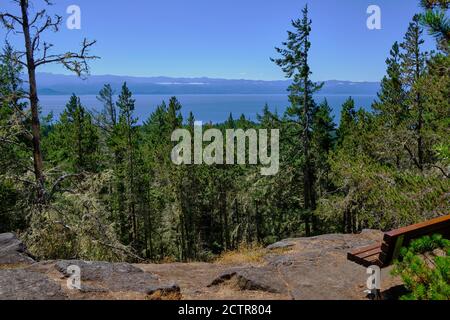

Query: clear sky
[[1, 0, 437, 81]]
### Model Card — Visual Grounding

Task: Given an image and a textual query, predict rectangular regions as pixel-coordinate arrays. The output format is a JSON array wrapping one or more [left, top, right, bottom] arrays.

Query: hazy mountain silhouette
[[34, 73, 380, 95]]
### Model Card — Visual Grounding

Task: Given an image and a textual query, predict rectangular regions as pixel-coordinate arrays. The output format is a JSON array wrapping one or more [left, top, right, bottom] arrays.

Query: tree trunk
[[415, 33, 423, 172], [20, 0, 45, 203], [220, 189, 230, 250], [417, 92, 424, 171], [303, 72, 316, 235]]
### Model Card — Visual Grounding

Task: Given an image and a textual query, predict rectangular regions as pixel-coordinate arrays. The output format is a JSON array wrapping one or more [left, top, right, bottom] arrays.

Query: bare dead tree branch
[[0, 13, 23, 28], [31, 14, 62, 52], [48, 173, 86, 200], [404, 143, 422, 170], [428, 164, 450, 178], [35, 38, 99, 76], [1, 0, 99, 204], [29, 9, 45, 27]]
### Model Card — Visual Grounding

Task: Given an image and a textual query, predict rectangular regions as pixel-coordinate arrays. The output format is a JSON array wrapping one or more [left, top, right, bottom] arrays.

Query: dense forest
[[0, 1, 449, 263]]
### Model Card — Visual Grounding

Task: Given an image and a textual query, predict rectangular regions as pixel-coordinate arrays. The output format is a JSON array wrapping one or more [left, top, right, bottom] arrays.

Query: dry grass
[[0, 263, 28, 270], [214, 242, 296, 266], [146, 290, 183, 300], [214, 243, 267, 265]]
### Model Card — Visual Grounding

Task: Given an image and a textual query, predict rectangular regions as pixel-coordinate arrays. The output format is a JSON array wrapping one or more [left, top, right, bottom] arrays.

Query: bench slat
[[358, 247, 382, 259], [385, 215, 450, 238], [347, 243, 382, 268], [347, 214, 450, 268], [348, 243, 382, 256], [381, 216, 450, 264]]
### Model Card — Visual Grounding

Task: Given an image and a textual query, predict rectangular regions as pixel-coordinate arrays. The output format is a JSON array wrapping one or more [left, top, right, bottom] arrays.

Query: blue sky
[[1, 0, 436, 81]]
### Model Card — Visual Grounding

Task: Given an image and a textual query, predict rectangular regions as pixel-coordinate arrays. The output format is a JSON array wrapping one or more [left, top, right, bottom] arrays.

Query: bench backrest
[[379, 214, 450, 265]]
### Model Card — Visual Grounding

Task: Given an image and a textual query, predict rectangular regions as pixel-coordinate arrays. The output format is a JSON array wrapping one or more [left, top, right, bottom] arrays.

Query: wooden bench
[[347, 214, 450, 268]]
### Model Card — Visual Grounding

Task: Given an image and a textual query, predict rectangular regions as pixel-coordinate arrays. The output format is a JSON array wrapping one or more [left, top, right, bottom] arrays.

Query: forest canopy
[[0, 1, 448, 262]]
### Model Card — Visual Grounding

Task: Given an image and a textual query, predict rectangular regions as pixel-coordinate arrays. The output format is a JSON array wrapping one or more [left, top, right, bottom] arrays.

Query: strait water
[[39, 94, 377, 124]]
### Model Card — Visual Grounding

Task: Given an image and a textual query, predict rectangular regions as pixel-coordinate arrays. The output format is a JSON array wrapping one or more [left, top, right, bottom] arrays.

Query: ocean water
[[38, 94, 377, 124]]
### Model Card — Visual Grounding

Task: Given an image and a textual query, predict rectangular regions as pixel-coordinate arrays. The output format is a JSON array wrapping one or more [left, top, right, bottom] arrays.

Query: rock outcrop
[[0, 269, 67, 300], [0, 230, 403, 300], [0, 233, 35, 265], [0, 233, 181, 300], [202, 229, 401, 300]]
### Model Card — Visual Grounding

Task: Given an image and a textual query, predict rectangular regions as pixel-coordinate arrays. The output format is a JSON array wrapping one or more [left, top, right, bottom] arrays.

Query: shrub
[[24, 171, 133, 262], [215, 243, 266, 265], [392, 234, 450, 300]]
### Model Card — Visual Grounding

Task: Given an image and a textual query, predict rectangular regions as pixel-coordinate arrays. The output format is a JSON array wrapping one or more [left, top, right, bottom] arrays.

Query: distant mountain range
[[34, 73, 380, 96]]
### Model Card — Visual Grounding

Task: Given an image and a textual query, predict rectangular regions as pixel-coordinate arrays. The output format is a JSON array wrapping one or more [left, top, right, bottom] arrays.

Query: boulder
[[54, 260, 179, 296], [147, 283, 182, 300], [0, 269, 66, 300], [0, 233, 35, 265], [208, 266, 287, 294]]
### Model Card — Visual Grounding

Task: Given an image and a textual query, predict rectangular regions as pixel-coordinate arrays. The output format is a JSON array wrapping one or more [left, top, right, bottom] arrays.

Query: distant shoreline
[[35, 73, 380, 97], [38, 93, 379, 97]]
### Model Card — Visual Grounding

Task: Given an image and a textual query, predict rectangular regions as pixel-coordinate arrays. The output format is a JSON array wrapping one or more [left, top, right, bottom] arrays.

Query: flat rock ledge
[[0, 230, 403, 300], [0, 233, 35, 265], [0, 233, 181, 300]]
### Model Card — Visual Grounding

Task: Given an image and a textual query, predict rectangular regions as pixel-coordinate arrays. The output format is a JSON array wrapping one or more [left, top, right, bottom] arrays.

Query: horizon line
[[36, 72, 381, 84]]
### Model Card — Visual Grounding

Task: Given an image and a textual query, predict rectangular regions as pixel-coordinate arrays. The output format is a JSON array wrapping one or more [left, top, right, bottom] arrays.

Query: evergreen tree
[[401, 15, 427, 171], [312, 99, 335, 202], [272, 5, 323, 235], [113, 82, 139, 245], [225, 112, 235, 129], [167, 96, 183, 131], [419, 0, 450, 51], [337, 97, 357, 149], [0, 44, 28, 232], [45, 94, 99, 173], [97, 84, 117, 131], [373, 42, 408, 168]]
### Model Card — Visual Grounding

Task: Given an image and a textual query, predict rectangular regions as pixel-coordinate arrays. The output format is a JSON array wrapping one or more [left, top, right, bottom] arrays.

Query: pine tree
[[373, 42, 408, 168], [225, 112, 235, 129], [419, 0, 450, 51], [0, 44, 28, 232], [114, 82, 139, 245], [311, 99, 335, 214], [313, 100, 335, 155], [401, 15, 427, 171], [97, 84, 117, 131], [272, 5, 323, 235], [167, 96, 183, 131], [337, 97, 357, 151], [45, 94, 99, 173]]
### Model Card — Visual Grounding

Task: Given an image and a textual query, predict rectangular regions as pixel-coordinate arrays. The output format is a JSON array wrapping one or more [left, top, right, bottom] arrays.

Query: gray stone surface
[[0, 233, 35, 265], [0, 230, 403, 300], [207, 231, 401, 300], [0, 269, 66, 300], [54, 260, 169, 294], [266, 239, 296, 250], [208, 266, 286, 294]]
